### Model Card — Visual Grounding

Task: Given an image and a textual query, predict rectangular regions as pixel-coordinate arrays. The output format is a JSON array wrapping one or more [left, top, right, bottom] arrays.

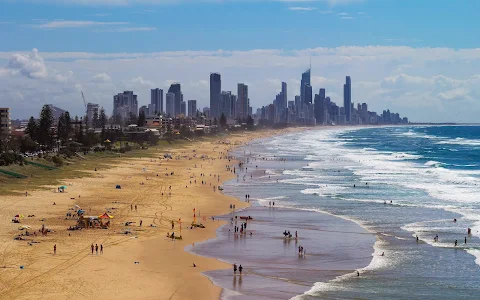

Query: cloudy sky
[[0, 0, 479, 122]]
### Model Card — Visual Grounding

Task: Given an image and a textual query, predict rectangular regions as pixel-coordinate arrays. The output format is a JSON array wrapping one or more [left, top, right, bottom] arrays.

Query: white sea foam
[[436, 137, 480, 146], [466, 249, 480, 266]]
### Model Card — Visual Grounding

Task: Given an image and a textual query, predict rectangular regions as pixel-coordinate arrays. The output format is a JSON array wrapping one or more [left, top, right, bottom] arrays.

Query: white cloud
[[97, 26, 157, 32], [337, 12, 348, 15], [90, 13, 112, 17], [7, 48, 48, 79], [341, 16, 354, 19], [92, 72, 112, 82], [288, 6, 315, 11], [130, 76, 154, 87], [32, 20, 129, 29], [2, 46, 480, 122]]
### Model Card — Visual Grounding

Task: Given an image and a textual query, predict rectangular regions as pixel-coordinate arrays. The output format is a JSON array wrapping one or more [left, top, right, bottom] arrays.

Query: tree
[[219, 113, 227, 128], [57, 113, 68, 145], [137, 110, 146, 127], [75, 116, 84, 145], [113, 114, 122, 126], [246, 115, 254, 129], [25, 117, 38, 142], [128, 112, 137, 126], [64, 111, 72, 139], [93, 110, 99, 128], [99, 108, 107, 141], [38, 105, 54, 149], [99, 108, 107, 129]]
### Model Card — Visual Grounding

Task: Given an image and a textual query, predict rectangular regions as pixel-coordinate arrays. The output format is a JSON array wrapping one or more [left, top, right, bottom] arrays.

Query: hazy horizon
[[1, 0, 479, 122]]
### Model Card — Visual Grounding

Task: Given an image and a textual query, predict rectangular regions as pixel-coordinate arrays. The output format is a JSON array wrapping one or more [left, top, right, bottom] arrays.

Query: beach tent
[[99, 213, 114, 219]]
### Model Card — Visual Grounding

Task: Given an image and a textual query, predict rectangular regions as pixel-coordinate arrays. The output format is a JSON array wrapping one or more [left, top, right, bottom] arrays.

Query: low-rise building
[[0, 107, 11, 137]]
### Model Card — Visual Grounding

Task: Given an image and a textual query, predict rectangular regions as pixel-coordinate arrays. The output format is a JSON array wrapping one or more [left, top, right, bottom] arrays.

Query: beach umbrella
[[60, 186, 67, 189]]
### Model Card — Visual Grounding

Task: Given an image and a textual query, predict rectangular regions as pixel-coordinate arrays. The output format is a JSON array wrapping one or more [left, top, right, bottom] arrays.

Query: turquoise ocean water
[[224, 125, 480, 299]]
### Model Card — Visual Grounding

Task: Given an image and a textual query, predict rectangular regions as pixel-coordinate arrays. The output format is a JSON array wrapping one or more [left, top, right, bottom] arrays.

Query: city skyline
[[1, 1, 480, 122]]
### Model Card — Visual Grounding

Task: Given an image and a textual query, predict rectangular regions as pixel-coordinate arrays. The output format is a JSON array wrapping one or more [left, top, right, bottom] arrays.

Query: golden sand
[[0, 128, 306, 300]]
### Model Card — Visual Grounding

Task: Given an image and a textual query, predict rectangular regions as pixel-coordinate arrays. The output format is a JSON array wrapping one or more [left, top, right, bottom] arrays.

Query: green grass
[[0, 132, 243, 196], [0, 144, 167, 196]]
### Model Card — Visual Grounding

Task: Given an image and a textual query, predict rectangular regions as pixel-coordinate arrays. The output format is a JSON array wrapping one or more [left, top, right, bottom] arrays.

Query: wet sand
[[189, 206, 375, 299]]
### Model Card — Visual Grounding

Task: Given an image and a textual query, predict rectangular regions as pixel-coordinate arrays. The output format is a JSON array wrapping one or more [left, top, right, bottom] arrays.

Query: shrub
[[52, 155, 64, 167]]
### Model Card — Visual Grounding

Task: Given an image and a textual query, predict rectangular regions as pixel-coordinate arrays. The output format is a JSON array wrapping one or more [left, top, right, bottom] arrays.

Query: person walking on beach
[[91, 244, 94, 255], [135, 205, 137, 212], [239, 265, 243, 275], [131, 204, 133, 211], [140, 220, 143, 227], [100, 244, 103, 254], [95, 244, 99, 255], [233, 263, 237, 274], [53, 244, 56, 255]]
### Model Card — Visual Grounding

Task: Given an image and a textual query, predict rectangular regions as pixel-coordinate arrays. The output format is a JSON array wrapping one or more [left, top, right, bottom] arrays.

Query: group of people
[[283, 230, 298, 239], [91, 243, 104, 255], [233, 263, 244, 275]]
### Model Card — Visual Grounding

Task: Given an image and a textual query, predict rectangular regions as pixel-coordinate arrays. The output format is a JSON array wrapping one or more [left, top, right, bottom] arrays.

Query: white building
[[86, 103, 99, 127]]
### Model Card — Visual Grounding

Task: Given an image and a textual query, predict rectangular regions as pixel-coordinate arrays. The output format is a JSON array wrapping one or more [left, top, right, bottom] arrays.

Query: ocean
[[192, 125, 480, 299]]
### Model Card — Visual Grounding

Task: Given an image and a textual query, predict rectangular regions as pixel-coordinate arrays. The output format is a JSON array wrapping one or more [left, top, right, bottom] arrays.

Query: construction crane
[[81, 91, 88, 125], [81, 91, 87, 111]]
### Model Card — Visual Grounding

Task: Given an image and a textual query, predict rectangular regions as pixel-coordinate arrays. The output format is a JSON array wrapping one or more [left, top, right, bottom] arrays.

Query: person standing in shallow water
[[233, 263, 237, 274]]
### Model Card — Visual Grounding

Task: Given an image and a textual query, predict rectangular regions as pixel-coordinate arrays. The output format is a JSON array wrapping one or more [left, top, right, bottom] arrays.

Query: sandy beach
[[0, 128, 307, 300]]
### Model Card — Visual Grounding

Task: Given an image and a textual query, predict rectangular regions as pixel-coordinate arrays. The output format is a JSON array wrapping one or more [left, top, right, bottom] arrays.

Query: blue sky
[[0, 0, 480, 122], [0, 0, 478, 52]]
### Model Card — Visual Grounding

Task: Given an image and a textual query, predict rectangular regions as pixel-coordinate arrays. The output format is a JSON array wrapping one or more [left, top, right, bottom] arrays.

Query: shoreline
[[190, 134, 376, 300], [0, 127, 309, 300]]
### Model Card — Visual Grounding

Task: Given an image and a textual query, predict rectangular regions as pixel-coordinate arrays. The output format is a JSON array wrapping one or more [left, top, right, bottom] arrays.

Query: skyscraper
[[165, 92, 175, 117], [237, 83, 249, 119], [281, 82, 287, 109], [150, 88, 163, 115], [113, 91, 138, 120], [220, 91, 233, 118], [210, 73, 221, 119], [301, 69, 312, 104], [187, 100, 197, 117], [343, 76, 352, 123], [168, 83, 182, 117], [180, 101, 186, 116]]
